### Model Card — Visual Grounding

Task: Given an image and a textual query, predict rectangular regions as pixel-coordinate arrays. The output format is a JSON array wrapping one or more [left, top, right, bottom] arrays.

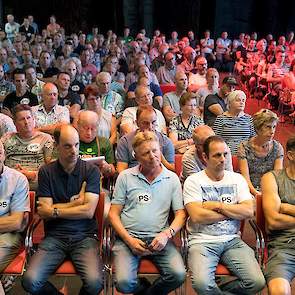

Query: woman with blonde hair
[[238, 109, 284, 197]]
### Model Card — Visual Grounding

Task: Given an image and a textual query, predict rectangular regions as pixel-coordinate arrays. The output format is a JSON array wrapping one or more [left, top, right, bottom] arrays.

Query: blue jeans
[[22, 236, 103, 295], [112, 238, 186, 295], [189, 237, 265, 295]]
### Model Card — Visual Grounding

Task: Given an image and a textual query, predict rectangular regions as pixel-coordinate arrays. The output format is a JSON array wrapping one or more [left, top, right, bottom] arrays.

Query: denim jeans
[[22, 236, 104, 295], [112, 238, 186, 295], [189, 237, 265, 295]]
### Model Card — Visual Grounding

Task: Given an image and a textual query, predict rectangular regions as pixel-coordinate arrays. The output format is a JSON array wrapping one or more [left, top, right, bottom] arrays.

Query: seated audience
[[261, 136, 295, 295], [83, 84, 117, 145], [95, 72, 124, 125], [183, 135, 265, 295], [188, 56, 208, 92], [156, 51, 177, 85], [1, 104, 54, 190], [213, 90, 255, 155], [121, 85, 166, 135], [0, 140, 30, 293], [32, 82, 70, 134], [169, 92, 203, 154], [177, 46, 196, 74], [238, 109, 284, 197], [196, 67, 219, 114], [151, 43, 169, 73], [109, 131, 186, 295], [182, 125, 233, 181], [3, 69, 38, 117], [200, 30, 215, 67], [24, 65, 45, 103], [127, 65, 162, 108], [55, 72, 82, 121], [22, 125, 104, 295], [0, 64, 15, 105], [203, 76, 237, 126], [36, 50, 59, 81], [117, 105, 175, 172], [76, 110, 115, 177], [163, 71, 188, 122]]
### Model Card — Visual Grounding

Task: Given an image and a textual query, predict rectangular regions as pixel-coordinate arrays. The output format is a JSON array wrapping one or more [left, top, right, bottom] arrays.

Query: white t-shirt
[[183, 170, 252, 245]]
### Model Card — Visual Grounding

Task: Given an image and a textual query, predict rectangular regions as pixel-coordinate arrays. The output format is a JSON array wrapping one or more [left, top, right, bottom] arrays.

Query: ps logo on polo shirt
[[72, 85, 80, 92], [37, 73, 43, 79], [0, 91, 6, 96], [20, 97, 30, 105], [221, 194, 233, 204], [27, 143, 41, 152], [137, 193, 152, 204]]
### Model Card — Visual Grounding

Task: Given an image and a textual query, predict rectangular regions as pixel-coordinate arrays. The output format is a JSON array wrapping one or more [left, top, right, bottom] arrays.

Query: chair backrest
[[175, 154, 183, 177], [160, 84, 176, 95], [231, 155, 239, 172], [95, 191, 106, 242]]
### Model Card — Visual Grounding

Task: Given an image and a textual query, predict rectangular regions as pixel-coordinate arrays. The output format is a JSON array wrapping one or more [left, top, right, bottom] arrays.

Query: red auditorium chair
[[231, 155, 239, 172], [175, 154, 183, 177], [160, 84, 176, 95], [2, 191, 35, 276], [27, 192, 106, 293]]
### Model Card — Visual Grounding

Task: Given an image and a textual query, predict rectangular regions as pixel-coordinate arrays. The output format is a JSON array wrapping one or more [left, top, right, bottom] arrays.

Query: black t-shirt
[[19, 25, 35, 41], [36, 66, 59, 78], [37, 159, 100, 240], [58, 89, 82, 106], [70, 80, 85, 95], [204, 94, 227, 127], [236, 45, 247, 60], [3, 90, 39, 111]]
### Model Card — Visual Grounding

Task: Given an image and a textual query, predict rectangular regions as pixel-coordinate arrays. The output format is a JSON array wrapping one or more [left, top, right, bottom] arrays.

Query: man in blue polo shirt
[[22, 125, 103, 295], [109, 131, 186, 295]]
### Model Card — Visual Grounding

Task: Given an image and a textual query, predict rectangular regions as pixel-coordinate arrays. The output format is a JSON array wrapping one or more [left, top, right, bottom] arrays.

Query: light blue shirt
[[0, 166, 30, 217], [112, 165, 183, 238]]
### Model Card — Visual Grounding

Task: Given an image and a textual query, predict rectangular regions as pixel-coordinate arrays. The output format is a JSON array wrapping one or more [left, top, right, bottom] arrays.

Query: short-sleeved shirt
[[1, 131, 54, 171], [36, 66, 59, 79], [121, 106, 166, 134], [79, 137, 115, 164], [213, 113, 256, 155], [163, 91, 181, 115], [3, 90, 39, 112], [58, 90, 82, 107], [183, 170, 252, 246], [37, 159, 100, 240], [238, 139, 284, 189], [100, 90, 124, 119], [112, 165, 183, 237], [32, 104, 70, 128], [181, 146, 233, 182], [169, 114, 204, 140], [203, 94, 227, 127], [156, 66, 176, 85], [116, 130, 175, 167], [0, 166, 30, 217], [0, 113, 16, 137]]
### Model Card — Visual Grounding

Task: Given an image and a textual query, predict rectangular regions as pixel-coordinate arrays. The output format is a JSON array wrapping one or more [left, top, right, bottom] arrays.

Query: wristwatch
[[52, 207, 59, 218]]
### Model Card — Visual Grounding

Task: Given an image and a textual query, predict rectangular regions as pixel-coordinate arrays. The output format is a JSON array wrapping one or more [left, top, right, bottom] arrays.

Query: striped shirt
[[213, 113, 255, 155]]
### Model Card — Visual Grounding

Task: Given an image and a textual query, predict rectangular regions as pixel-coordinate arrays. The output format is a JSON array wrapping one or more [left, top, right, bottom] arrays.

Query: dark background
[[1, 0, 295, 39]]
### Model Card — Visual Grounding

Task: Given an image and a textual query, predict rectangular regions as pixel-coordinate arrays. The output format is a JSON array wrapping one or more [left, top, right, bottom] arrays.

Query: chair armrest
[[249, 219, 265, 266], [25, 216, 42, 256]]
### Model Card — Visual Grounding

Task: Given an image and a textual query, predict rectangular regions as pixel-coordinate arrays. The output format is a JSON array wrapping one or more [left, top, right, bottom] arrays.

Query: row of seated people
[[1, 118, 294, 295]]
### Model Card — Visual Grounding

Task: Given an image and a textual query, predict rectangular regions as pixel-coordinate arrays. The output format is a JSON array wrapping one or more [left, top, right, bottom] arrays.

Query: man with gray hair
[[95, 72, 124, 125], [182, 125, 232, 181], [5, 14, 20, 42], [156, 51, 177, 85]]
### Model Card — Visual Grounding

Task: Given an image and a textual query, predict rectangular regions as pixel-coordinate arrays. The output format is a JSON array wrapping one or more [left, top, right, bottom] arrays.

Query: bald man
[[76, 110, 115, 177], [32, 82, 70, 135], [182, 125, 233, 181], [22, 125, 104, 295]]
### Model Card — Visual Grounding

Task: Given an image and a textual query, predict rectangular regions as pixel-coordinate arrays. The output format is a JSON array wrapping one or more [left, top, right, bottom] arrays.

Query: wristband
[[169, 228, 176, 237]]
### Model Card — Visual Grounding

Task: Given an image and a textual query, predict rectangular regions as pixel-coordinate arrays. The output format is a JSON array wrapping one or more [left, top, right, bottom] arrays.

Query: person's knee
[[82, 276, 103, 295], [22, 271, 41, 294], [115, 278, 138, 294], [268, 278, 291, 295], [165, 268, 186, 286], [191, 274, 214, 294], [244, 272, 266, 293]]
